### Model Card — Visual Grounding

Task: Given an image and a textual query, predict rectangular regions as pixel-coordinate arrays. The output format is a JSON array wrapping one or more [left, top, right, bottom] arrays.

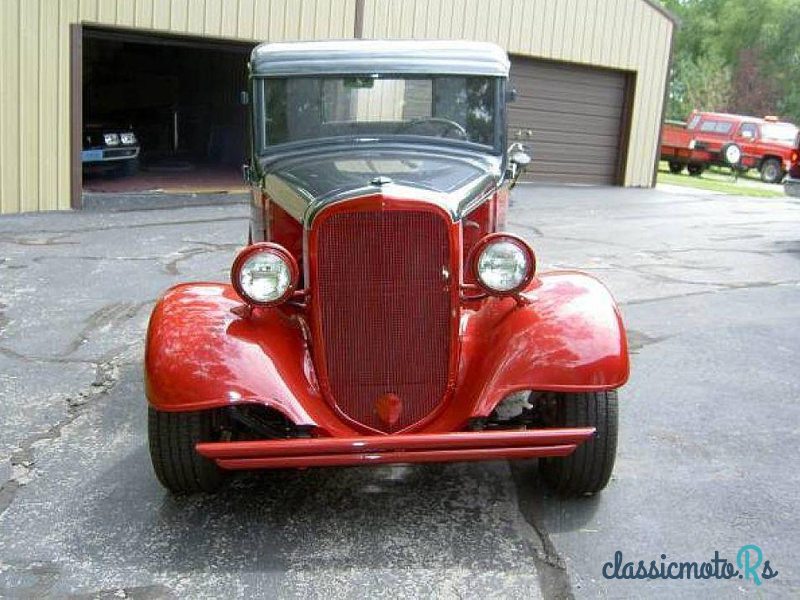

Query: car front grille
[[313, 206, 452, 433]]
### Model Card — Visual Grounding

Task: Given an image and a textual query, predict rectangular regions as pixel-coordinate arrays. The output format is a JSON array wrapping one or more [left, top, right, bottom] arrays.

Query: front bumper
[[786, 177, 800, 198], [81, 146, 140, 164], [196, 427, 595, 470]]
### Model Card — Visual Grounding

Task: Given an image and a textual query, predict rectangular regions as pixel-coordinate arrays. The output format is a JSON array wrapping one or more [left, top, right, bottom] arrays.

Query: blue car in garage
[[82, 124, 140, 176]]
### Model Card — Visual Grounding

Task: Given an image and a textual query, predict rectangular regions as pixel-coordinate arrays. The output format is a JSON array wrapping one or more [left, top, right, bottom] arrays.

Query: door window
[[739, 123, 758, 139]]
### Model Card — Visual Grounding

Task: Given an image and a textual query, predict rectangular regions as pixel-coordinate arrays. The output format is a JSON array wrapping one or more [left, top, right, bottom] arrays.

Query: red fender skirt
[[196, 427, 595, 470]]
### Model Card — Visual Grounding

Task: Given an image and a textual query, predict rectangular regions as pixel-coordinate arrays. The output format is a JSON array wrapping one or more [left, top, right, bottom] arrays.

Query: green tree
[[660, 0, 800, 124], [760, 1, 800, 122], [668, 54, 732, 119]]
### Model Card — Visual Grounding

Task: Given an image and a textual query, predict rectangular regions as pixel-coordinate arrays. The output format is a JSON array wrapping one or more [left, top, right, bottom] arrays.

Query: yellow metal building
[[0, 0, 675, 214]]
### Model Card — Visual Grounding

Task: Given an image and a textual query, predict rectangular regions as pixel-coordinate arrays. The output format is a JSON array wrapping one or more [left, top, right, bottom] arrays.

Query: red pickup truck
[[660, 111, 799, 183]]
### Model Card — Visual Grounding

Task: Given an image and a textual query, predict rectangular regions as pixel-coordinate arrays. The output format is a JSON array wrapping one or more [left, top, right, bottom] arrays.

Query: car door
[[735, 122, 760, 168]]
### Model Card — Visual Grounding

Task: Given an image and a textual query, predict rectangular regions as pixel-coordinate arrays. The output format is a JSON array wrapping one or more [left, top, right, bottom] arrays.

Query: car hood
[[258, 145, 504, 224]]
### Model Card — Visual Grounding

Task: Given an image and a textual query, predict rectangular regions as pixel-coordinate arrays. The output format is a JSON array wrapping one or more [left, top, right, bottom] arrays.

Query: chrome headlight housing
[[472, 234, 535, 295], [231, 243, 298, 306], [120, 132, 137, 145], [103, 133, 120, 146]]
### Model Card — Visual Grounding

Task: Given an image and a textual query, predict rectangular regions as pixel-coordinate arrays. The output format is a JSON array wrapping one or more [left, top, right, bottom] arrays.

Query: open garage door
[[79, 27, 254, 201], [508, 57, 633, 185]]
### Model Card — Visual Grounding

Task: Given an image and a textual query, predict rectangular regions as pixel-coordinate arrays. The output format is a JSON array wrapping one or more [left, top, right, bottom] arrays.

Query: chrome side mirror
[[510, 147, 531, 166], [507, 142, 532, 188]]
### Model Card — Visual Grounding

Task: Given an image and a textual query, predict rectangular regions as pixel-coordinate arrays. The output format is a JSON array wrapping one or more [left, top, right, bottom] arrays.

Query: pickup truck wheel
[[148, 407, 228, 494], [668, 161, 684, 174], [760, 158, 784, 184], [687, 164, 704, 176], [539, 391, 618, 496]]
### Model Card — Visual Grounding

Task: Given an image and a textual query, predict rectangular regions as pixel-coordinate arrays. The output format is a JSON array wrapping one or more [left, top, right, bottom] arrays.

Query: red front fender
[[146, 273, 628, 434], [454, 271, 629, 421], [144, 283, 346, 433]]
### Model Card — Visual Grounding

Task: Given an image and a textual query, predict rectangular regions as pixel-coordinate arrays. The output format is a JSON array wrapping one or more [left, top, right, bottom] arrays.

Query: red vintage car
[[145, 41, 629, 496], [661, 111, 799, 183]]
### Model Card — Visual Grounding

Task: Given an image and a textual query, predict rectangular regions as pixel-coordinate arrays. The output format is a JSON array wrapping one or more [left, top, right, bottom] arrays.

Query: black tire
[[539, 391, 618, 496], [687, 163, 704, 177], [148, 407, 228, 494], [760, 158, 784, 184], [119, 157, 140, 177], [668, 161, 684, 174]]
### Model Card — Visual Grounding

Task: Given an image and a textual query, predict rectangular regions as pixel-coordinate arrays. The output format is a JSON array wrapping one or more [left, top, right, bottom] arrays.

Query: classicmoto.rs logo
[[602, 545, 778, 586]]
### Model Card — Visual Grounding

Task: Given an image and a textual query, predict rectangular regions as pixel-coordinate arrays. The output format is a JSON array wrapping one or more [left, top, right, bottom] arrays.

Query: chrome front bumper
[[196, 427, 596, 470]]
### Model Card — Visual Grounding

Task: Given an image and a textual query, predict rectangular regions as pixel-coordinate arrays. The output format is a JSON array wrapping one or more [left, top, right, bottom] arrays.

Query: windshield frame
[[251, 74, 506, 158]]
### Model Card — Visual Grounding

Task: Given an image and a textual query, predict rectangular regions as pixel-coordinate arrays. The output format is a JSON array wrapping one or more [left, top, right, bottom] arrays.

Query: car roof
[[250, 39, 510, 78], [695, 111, 795, 127], [695, 112, 761, 123]]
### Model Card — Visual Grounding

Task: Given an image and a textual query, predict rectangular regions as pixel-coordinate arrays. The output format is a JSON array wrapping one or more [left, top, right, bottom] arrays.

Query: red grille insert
[[314, 209, 452, 433]]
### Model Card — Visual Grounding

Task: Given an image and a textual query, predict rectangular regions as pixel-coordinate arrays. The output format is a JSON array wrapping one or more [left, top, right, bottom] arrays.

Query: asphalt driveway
[[0, 185, 798, 598]]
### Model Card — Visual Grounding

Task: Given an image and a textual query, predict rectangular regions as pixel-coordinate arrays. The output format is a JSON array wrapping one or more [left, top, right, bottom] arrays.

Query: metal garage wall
[[360, 0, 674, 188], [0, 0, 672, 213], [0, 0, 357, 214]]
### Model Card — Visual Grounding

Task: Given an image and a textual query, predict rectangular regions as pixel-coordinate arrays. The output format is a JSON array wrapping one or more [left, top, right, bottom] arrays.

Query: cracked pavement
[[1, 186, 799, 598]]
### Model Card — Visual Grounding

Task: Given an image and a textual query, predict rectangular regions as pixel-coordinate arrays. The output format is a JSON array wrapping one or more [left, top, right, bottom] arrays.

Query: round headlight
[[473, 234, 535, 295], [231, 243, 298, 306], [103, 133, 120, 146]]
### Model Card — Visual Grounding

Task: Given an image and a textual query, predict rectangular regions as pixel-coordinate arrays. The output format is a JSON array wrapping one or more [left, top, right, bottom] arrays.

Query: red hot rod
[[145, 41, 629, 496]]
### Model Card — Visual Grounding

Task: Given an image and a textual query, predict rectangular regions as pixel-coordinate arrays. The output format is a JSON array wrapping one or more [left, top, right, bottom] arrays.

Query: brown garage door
[[508, 57, 632, 185]]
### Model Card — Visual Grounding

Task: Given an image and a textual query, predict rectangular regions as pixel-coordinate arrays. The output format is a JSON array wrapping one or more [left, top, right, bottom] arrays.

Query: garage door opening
[[78, 27, 254, 202], [508, 57, 634, 186]]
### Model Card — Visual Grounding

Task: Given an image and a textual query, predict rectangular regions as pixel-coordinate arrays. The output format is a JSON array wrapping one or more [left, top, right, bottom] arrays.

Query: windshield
[[761, 123, 798, 143], [254, 75, 499, 153]]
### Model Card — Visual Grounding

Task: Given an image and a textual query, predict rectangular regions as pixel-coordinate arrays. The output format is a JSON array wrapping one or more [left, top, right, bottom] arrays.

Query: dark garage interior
[[81, 29, 253, 195]]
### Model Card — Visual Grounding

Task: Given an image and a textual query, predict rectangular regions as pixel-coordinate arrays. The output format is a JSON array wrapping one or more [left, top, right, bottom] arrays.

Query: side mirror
[[239, 90, 250, 106], [505, 88, 518, 103], [507, 142, 532, 188], [510, 147, 531, 167]]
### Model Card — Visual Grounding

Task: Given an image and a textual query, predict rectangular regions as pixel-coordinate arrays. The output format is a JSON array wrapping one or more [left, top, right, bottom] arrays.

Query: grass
[[656, 162, 786, 198]]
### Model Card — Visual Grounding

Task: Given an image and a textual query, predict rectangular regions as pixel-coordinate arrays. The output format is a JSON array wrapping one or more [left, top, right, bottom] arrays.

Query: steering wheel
[[397, 117, 468, 140]]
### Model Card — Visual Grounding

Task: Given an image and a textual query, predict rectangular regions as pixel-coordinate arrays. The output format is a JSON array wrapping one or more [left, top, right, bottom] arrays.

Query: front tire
[[539, 391, 618, 496], [760, 158, 783, 184], [148, 407, 228, 494], [668, 161, 684, 174]]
